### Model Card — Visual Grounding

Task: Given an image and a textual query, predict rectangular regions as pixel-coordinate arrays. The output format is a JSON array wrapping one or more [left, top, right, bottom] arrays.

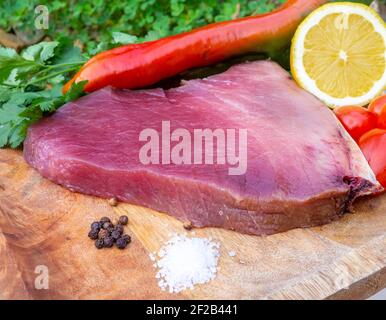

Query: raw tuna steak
[[24, 61, 382, 235]]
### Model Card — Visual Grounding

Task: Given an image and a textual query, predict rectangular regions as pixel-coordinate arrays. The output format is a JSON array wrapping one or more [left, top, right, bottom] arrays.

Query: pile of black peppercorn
[[88, 215, 131, 249]]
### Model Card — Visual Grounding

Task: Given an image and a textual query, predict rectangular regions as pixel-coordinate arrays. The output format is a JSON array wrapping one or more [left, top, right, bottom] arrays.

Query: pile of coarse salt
[[149, 234, 220, 293]]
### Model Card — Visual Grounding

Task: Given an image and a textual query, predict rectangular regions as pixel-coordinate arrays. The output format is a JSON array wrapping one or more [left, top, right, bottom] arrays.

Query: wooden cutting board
[[0, 149, 385, 300]]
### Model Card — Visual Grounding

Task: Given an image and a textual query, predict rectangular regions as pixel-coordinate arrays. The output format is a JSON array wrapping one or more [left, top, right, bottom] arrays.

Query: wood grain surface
[[0, 149, 385, 300]]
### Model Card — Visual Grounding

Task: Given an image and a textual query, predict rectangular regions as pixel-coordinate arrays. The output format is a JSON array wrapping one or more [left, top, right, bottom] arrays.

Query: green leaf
[[8, 120, 29, 148], [0, 49, 37, 83], [0, 123, 11, 148], [112, 32, 138, 45], [51, 37, 86, 65], [2, 91, 46, 110], [0, 47, 18, 59], [171, 0, 185, 17], [22, 41, 59, 63], [0, 37, 89, 148], [49, 75, 65, 85], [64, 80, 88, 102], [37, 99, 59, 112], [31, 87, 64, 113], [0, 103, 25, 124], [0, 86, 11, 102], [19, 105, 43, 121], [5, 69, 21, 86], [88, 41, 110, 56]]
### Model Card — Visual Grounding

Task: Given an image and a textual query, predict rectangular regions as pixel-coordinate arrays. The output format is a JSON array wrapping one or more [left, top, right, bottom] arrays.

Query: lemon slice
[[291, 3, 386, 108]]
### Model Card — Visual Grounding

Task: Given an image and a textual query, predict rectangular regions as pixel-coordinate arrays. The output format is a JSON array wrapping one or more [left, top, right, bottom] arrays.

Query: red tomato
[[359, 129, 386, 188], [368, 94, 386, 129], [368, 94, 386, 116], [379, 112, 386, 129], [335, 106, 378, 142]]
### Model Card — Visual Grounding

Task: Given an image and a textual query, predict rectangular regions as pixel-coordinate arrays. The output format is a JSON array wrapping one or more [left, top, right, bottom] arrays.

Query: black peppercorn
[[121, 234, 131, 243], [100, 217, 111, 224], [116, 237, 128, 249], [114, 224, 124, 233], [89, 216, 132, 250], [88, 229, 99, 240], [103, 236, 114, 248], [95, 238, 104, 249], [91, 221, 101, 231], [118, 215, 128, 225], [111, 229, 121, 240], [102, 221, 113, 230], [98, 229, 109, 239]]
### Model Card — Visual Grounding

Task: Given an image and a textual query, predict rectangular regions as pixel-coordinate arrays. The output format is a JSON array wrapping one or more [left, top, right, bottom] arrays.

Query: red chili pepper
[[63, 0, 328, 94]]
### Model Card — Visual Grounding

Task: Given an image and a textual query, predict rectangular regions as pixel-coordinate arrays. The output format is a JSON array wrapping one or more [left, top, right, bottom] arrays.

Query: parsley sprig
[[0, 37, 87, 148], [0, 32, 145, 148]]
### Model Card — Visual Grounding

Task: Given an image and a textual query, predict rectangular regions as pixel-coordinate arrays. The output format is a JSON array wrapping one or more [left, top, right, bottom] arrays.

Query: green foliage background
[[1, 0, 287, 53]]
